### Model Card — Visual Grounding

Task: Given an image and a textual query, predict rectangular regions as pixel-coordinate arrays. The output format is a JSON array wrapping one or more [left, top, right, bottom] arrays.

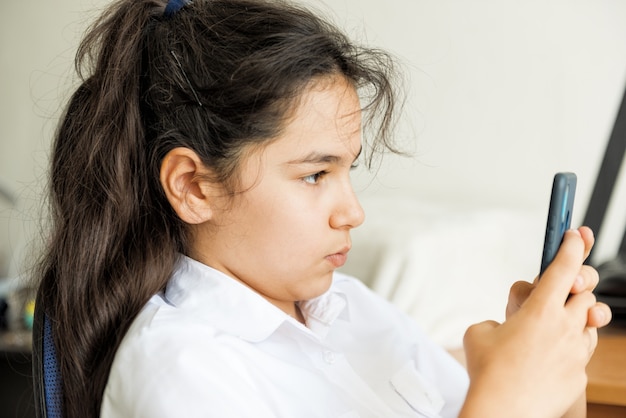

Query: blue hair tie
[[164, 0, 191, 17]]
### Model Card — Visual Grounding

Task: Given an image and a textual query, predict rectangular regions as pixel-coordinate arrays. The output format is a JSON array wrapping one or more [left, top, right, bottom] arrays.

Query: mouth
[[325, 246, 350, 268]]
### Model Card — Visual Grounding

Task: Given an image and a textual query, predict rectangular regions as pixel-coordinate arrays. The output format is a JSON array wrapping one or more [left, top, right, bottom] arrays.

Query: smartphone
[[539, 172, 577, 277]]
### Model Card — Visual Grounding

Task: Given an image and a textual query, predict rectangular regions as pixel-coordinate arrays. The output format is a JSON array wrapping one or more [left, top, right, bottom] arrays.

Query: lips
[[325, 246, 350, 268]]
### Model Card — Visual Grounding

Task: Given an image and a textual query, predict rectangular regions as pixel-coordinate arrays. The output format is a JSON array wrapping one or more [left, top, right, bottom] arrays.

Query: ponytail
[[38, 1, 183, 416]]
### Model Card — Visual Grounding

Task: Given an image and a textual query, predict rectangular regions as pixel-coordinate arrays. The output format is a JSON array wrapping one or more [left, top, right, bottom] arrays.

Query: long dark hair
[[35, 0, 401, 415]]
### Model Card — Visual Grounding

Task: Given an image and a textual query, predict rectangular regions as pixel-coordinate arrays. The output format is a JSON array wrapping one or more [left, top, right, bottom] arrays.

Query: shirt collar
[[164, 255, 350, 343], [300, 289, 349, 340]]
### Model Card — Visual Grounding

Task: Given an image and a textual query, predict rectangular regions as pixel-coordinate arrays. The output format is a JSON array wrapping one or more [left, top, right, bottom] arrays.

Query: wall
[[0, 0, 111, 278], [1, 0, 625, 279]]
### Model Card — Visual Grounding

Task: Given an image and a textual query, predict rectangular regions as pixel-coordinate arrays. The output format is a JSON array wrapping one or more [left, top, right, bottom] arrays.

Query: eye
[[302, 171, 327, 185]]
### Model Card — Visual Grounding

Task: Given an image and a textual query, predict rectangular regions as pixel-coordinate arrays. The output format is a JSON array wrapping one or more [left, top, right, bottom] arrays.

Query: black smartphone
[[539, 172, 577, 277]]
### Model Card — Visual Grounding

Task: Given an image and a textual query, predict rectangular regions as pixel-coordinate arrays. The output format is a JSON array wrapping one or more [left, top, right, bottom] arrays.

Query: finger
[[506, 281, 534, 319], [569, 265, 599, 294], [587, 302, 612, 328], [577, 226, 595, 261], [565, 291, 598, 328], [531, 229, 586, 306]]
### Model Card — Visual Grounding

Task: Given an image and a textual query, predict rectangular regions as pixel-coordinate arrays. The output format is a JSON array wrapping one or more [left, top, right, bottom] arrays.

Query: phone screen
[[539, 172, 577, 277]]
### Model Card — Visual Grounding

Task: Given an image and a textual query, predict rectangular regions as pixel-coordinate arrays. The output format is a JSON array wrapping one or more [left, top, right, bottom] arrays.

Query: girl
[[35, 0, 611, 417]]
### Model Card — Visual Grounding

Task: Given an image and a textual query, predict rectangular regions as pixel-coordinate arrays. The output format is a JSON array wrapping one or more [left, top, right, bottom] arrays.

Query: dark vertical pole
[[582, 82, 626, 264]]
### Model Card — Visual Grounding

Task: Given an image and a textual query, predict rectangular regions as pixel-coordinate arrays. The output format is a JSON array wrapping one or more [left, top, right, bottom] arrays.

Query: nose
[[329, 184, 365, 230]]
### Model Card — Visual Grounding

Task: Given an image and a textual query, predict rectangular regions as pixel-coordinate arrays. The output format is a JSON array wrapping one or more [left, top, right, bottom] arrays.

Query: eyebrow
[[287, 146, 362, 166]]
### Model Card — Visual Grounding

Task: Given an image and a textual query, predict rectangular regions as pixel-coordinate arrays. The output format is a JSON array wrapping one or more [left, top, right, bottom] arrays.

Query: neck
[[293, 302, 306, 325]]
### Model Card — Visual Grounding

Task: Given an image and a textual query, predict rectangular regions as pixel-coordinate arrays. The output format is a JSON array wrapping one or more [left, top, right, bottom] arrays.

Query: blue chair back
[[33, 295, 63, 418]]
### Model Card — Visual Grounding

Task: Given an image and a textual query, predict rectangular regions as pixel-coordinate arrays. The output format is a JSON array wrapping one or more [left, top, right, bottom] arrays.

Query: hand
[[502, 227, 611, 418], [460, 227, 612, 418], [506, 227, 611, 327]]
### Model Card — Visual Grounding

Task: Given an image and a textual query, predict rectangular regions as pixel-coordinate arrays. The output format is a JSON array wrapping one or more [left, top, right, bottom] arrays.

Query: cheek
[[261, 208, 317, 247], [237, 177, 329, 250], [253, 199, 324, 253]]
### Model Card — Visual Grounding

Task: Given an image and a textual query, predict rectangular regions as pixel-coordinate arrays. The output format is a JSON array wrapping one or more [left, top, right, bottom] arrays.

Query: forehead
[[268, 75, 362, 158]]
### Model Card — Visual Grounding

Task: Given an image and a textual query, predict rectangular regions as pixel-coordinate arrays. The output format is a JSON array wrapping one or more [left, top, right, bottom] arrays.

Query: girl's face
[[193, 75, 364, 317]]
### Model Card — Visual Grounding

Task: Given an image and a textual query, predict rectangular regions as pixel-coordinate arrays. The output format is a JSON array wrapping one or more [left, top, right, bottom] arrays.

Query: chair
[[32, 293, 63, 418]]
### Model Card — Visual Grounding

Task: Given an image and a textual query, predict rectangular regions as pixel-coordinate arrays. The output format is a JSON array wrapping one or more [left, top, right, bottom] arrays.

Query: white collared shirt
[[101, 256, 468, 417]]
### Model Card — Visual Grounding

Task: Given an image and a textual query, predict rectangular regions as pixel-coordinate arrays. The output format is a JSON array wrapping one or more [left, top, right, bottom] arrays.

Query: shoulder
[[101, 295, 270, 417], [108, 293, 237, 366]]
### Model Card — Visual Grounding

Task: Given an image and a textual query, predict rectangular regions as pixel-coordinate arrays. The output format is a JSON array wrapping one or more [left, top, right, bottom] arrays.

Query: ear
[[159, 147, 217, 224]]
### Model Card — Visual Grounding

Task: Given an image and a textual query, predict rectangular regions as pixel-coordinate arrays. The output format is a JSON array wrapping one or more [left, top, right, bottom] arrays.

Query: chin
[[302, 272, 335, 300]]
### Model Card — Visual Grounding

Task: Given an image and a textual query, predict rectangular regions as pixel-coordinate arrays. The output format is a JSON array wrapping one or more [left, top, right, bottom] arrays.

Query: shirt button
[[323, 350, 335, 365]]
